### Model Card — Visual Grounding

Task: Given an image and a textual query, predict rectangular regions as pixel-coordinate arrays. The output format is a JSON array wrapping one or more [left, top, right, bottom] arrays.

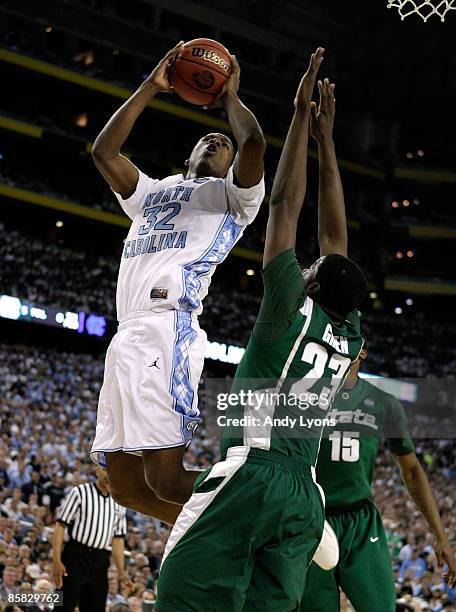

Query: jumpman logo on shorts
[[148, 357, 160, 369]]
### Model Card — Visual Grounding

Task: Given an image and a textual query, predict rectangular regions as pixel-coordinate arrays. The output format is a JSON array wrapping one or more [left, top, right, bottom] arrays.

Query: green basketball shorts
[[301, 499, 395, 612], [156, 446, 325, 612]]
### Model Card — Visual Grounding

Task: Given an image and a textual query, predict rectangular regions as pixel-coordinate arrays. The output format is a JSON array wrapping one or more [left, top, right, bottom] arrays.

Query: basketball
[[169, 38, 232, 106]]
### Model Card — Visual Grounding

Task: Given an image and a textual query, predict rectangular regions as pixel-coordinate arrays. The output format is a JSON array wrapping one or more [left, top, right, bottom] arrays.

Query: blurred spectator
[[400, 548, 427, 578], [399, 534, 417, 562], [0, 565, 19, 599], [21, 471, 44, 505], [106, 574, 127, 608], [41, 473, 65, 514]]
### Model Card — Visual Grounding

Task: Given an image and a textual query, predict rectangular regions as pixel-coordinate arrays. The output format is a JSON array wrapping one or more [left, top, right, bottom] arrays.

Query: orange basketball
[[169, 38, 232, 106]]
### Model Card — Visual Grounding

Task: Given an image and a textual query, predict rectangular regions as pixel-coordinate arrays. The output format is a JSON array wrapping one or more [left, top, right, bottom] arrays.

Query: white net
[[387, 0, 456, 21]]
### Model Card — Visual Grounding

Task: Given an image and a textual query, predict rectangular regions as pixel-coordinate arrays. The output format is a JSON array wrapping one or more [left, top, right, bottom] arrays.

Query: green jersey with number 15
[[220, 249, 364, 467], [316, 377, 415, 509]]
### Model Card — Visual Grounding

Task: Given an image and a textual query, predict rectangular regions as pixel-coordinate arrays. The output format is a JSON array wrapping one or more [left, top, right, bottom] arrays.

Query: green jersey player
[[302, 342, 456, 611], [156, 48, 367, 612]]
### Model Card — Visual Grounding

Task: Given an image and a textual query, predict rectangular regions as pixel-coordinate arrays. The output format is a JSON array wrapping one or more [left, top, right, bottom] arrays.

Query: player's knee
[[109, 486, 131, 508], [107, 466, 138, 507], [155, 481, 181, 504], [143, 448, 187, 503], [144, 466, 181, 504], [108, 477, 135, 507]]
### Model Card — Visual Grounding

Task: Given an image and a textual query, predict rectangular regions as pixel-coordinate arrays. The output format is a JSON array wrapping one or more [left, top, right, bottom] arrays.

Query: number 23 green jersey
[[220, 249, 364, 467]]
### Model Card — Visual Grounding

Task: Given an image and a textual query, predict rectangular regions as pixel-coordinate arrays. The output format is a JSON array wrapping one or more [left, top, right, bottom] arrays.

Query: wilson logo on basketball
[[191, 48, 231, 73], [192, 71, 215, 90]]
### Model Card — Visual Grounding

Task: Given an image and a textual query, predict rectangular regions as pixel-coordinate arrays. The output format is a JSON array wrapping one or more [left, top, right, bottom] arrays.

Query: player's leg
[[93, 312, 206, 511], [106, 451, 182, 524], [156, 452, 260, 612], [95, 362, 190, 518], [300, 563, 341, 612], [338, 502, 395, 612], [140, 312, 207, 504], [143, 446, 200, 504], [242, 476, 325, 612], [300, 514, 343, 611]]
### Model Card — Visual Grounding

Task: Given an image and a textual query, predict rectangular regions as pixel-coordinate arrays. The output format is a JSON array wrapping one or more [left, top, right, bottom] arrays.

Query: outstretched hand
[[203, 54, 240, 110], [119, 574, 134, 596], [310, 78, 336, 143], [53, 559, 67, 589], [146, 41, 184, 93], [435, 535, 456, 587], [294, 47, 325, 111]]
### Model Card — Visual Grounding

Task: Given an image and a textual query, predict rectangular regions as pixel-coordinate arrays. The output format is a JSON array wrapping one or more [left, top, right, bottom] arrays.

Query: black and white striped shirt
[[57, 483, 127, 550]]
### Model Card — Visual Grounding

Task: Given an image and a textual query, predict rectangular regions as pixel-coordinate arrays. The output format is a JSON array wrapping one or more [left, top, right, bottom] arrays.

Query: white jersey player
[[90, 42, 266, 524]]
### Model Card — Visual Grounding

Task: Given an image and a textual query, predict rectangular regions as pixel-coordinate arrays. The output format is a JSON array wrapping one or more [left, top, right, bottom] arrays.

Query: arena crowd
[[1, 220, 456, 379]]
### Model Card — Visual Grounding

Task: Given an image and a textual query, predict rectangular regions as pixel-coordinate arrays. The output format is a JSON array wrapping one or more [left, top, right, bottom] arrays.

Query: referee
[[52, 466, 130, 612]]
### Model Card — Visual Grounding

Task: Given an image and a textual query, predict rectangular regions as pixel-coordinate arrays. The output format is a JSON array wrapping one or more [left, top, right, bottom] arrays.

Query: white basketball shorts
[[90, 310, 206, 467]]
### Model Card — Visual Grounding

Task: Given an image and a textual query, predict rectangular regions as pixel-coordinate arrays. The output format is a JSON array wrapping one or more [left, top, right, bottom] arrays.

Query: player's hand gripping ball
[[169, 38, 232, 106]]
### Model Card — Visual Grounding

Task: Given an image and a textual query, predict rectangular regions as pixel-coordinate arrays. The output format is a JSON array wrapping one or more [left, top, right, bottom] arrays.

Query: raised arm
[[91, 42, 183, 199], [310, 79, 348, 257], [207, 56, 266, 188], [263, 48, 324, 268]]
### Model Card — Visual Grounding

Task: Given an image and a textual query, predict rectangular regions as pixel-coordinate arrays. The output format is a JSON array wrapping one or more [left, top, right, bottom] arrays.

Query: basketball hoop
[[387, 0, 456, 21]]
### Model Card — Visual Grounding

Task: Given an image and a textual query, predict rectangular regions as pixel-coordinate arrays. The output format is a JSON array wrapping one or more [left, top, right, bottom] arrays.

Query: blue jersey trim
[[179, 213, 242, 311], [170, 311, 198, 422], [169, 310, 179, 397]]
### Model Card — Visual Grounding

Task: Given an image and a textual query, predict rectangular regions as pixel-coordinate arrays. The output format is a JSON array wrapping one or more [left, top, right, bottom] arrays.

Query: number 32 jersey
[[114, 166, 265, 320], [220, 249, 364, 467]]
